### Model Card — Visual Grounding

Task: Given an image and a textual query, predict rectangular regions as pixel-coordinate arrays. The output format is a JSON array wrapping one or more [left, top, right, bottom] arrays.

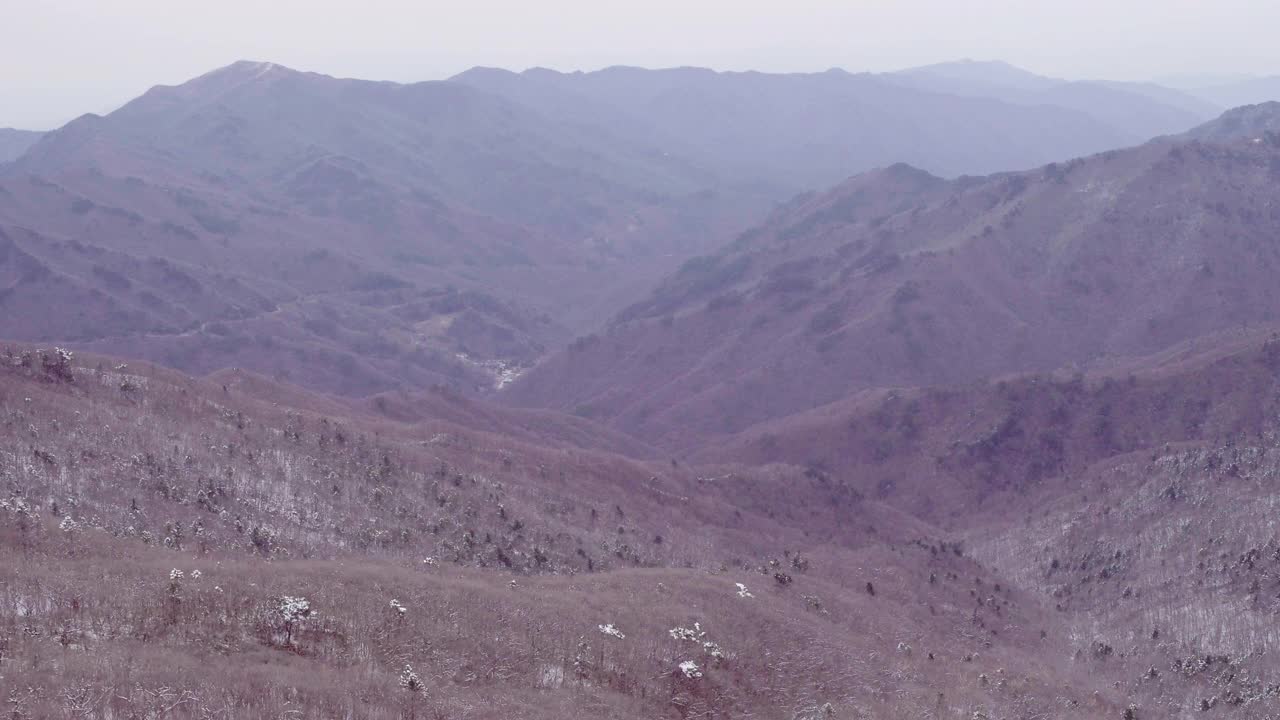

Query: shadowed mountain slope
[[507, 127, 1280, 449], [2, 60, 1188, 401], [0, 61, 769, 396]]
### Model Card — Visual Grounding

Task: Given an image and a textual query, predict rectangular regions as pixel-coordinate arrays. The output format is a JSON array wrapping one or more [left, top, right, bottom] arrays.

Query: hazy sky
[[3, 0, 1280, 129]]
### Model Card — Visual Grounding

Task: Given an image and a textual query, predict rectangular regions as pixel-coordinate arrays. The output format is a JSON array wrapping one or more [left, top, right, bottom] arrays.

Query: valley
[[3, 52, 1280, 719]]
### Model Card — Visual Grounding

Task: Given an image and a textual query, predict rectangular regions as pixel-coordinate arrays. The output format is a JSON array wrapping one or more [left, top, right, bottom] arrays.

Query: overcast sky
[[3, 0, 1279, 130]]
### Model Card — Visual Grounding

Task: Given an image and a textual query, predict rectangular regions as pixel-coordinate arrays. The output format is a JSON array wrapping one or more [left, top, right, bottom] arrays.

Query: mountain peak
[[893, 58, 1059, 91], [107, 60, 309, 121], [449, 66, 520, 83], [210, 59, 295, 79], [170, 59, 304, 95]]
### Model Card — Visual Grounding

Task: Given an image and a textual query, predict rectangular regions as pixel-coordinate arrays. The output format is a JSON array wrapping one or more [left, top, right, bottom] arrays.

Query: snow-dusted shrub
[[598, 623, 625, 639], [678, 660, 702, 679], [796, 703, 837, 719], [702, 640, 725, 660], [670, 621, 727, 664], [669, 623, 704, 643], [280, 596, 312, 623], [275, 595, 314, 645], [166, 569, 185, 610], [399, 664, 423, 693], [0, 495, 34, 516]]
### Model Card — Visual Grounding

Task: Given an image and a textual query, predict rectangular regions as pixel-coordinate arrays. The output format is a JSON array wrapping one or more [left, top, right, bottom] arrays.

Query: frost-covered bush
[[678, 660, 702, 679], [0, 495, 34, 516], [702, 639, 725, 660], [399, 664, 423, 692], [275, 595, 314, 645], [280, 596, 312, 623], [669, 623, 704, 643], [796, 703, 837, 719], [670, 621, 727, 664], [598, 623, 625, 639], [165, 569, 185, 614]]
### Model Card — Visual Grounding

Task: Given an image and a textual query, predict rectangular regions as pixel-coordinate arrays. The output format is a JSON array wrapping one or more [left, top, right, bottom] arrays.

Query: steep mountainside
[[1186, 101, 1280, 142], [0, 343, 1079, 718], [507, 126, 1280, 449], [2, 60, 1186, 402], [0, 61, 766, 395], [696, 332, 1280, 523], [15, 338, 1280, 712], [8, 337, 1280, 716]]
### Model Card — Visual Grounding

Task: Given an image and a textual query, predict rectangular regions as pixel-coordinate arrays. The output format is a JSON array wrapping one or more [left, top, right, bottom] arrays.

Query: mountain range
[[8, 58, 1280, 718], [885, 59, 1220, 137], [0, 59, 1245, 401]]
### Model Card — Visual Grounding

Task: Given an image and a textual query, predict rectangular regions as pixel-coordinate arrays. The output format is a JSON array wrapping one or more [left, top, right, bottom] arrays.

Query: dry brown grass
[[3, 343, 1276, 718]]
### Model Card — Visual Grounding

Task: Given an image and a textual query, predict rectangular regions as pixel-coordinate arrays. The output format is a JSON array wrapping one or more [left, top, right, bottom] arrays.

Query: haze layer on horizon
[[3, 0, 1280, 130]]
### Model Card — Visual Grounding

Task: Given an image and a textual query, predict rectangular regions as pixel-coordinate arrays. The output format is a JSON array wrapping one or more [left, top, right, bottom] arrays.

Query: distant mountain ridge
[[0, 127, 42, 163], [0, 58, 1190, 400], [451, 63, 1147, 187], [884, 59, 1220, 138]]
